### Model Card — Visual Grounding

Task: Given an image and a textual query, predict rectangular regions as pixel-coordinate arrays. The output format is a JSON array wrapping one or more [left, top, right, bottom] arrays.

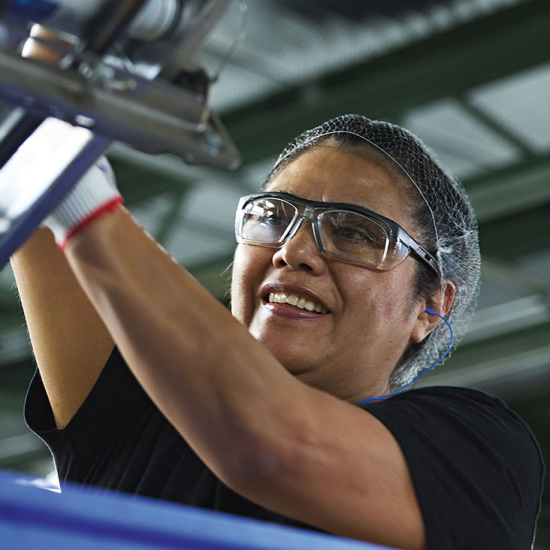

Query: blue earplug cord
[[357, 308, 454, 405]]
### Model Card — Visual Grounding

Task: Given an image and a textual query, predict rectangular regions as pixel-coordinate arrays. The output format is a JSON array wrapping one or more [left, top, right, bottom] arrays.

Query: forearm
[[65, 206, 306, 481], [11, 228, 114, 427]]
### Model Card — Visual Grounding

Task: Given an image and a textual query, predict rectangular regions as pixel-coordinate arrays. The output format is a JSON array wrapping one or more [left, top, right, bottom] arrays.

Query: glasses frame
[[235, 192, 442, 278]]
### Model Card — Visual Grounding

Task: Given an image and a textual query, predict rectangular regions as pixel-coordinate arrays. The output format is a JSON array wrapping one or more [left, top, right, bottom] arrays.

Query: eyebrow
[[270, 188, 378, 212], [272, 189, 304, 200]]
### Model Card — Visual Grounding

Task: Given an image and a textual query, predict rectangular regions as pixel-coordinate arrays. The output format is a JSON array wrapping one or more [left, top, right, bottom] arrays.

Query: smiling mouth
[[268, 292, 329, 314]]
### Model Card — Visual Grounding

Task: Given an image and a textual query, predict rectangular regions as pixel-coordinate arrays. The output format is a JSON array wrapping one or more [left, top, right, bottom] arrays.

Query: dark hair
[[265, 116, 480, 389]]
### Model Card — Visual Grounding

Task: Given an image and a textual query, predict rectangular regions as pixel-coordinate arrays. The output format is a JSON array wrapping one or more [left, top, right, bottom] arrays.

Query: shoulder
[[362, 385, 544, 549], [365, 385, 543, 470], [367, 385, 534, 435]]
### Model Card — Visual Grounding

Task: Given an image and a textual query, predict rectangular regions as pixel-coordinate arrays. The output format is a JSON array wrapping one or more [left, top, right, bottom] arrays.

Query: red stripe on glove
[[59, 196, 123, 250]]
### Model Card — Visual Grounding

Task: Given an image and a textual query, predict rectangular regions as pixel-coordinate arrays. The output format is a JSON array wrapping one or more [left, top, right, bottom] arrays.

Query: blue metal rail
[[0, 469, 393, 550]]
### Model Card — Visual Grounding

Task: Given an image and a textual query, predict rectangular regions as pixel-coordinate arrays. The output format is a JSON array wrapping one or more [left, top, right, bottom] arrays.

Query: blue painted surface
[[0, 469, 392, 550]]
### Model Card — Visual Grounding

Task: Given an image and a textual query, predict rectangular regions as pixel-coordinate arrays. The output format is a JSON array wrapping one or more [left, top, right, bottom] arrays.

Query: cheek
[[231, 245, 270, 325], [341, 267, 416, 331], [374, 269, 420, 335], [230, 247, 248, 322]]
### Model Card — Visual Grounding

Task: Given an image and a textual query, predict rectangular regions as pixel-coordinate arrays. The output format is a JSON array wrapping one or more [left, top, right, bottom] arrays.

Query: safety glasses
[[235, 192, 441, 277]]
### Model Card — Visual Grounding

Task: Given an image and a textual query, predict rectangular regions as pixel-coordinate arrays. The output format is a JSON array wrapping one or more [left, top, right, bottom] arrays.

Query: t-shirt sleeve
[[363, 386, 544, 550], [24, 346, 156, 485]]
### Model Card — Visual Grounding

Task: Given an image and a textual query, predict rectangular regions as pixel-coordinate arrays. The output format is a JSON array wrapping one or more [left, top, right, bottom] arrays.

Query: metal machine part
[[0, 0, 241, 269]]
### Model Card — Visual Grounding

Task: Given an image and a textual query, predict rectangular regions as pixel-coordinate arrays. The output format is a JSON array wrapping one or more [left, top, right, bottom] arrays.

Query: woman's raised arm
[[7, 24, 114, 429], [61, 205, 426, 550], [11, 228, 114, 428]]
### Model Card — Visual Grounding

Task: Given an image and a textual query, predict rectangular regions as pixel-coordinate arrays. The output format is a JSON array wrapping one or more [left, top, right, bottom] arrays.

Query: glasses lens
[[240, 197, 297, 243], [319, 211, 389, 265]]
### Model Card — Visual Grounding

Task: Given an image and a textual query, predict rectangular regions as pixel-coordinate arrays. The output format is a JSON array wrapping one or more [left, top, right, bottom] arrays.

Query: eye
[[334, 223, 375, 243], [258, 209, 285, 226], [322, 211, 387, 251], [241, 199, 295, 242], [330, 217, 380, 247]]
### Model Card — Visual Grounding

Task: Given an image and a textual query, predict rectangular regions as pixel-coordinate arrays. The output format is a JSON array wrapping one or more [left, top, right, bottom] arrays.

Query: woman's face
[[231, 145, 428, 401]]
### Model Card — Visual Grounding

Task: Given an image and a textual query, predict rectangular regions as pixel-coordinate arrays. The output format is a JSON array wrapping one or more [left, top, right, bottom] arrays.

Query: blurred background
[[0, 0, 548, 546]]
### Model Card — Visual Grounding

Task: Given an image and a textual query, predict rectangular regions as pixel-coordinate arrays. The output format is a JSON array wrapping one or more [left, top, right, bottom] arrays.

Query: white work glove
[[43, 156, 123, 249]]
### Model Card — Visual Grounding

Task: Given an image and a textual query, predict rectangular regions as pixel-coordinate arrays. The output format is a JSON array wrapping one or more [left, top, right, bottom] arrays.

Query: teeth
[[287, 294, 298, 306], [268, 292, 328, 314]]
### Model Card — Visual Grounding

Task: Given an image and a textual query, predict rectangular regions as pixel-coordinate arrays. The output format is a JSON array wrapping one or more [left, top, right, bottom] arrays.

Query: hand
[[42, 156, 123, 249]]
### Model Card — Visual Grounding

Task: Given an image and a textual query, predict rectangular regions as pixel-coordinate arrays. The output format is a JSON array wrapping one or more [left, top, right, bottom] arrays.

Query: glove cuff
[[44, 157, 123, 249], [58, 196, 123, 249]]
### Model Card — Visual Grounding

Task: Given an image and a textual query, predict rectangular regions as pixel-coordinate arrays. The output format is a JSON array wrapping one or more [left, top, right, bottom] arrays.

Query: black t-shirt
[[25, 348, 543, 549]]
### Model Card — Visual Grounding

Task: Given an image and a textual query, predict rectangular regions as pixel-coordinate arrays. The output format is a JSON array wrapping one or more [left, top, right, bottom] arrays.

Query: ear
[[410, 279, 456, 344]]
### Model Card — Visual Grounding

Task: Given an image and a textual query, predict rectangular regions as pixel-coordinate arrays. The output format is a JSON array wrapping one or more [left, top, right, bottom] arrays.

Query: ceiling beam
[[458, 96, 537, 160], [479, 203, 550, 260], [221, 0, 550, 164], [468, 153, 550, 224], [419, 317, 550, 399], [465, 295, 550, 345], [421, 341, 550, 400], [480, 258, 550, 298]]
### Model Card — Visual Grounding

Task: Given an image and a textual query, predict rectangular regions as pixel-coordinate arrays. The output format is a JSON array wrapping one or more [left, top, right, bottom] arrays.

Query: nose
[[272, 220, 326, 274]]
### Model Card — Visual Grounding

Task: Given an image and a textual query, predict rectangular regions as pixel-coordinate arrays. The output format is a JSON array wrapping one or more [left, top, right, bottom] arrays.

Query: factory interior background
[[0, 0, 548, 546]]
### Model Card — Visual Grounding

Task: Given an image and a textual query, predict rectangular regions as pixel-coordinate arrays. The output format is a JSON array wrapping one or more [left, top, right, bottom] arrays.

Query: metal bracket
[[0, 0, 242, 269]]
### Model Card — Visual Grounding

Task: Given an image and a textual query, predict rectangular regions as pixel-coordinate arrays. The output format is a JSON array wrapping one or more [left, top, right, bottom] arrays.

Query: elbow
[[218, 430, 309, 501], [222, 441, 287, 495]]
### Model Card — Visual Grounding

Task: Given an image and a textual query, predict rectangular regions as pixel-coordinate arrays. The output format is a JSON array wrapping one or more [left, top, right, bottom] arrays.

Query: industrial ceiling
[[0, 0, 549, 546]]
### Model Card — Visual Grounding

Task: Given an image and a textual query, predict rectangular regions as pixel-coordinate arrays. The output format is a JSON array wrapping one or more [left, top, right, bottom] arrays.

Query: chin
[[267, 344, 318, 376]]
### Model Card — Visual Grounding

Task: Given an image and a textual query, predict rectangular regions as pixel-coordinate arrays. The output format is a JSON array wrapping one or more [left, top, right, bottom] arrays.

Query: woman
[[12, 115, 542, 550]]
